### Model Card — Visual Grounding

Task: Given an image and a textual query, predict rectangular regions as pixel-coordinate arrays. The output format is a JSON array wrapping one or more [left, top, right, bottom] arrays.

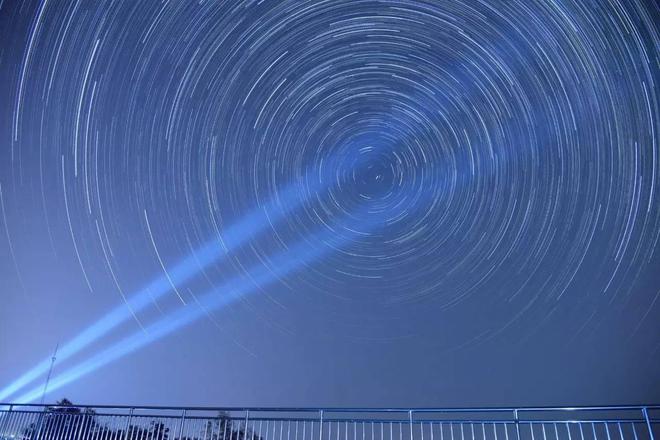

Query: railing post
[[123, 407, 134, 440], [643, 407, 655, 440], [33, 405, 49, 440], [245, 409, 250, 440], [514, 410, 521, 440], [178, 409, 187, 440], [319, 410, 324, 440], [409, 411, 414, 440], [0, 404, 13, 438]]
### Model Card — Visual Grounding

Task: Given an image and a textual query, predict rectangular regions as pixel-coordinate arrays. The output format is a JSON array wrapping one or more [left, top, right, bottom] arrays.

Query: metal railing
[[0, 404, 656, 440]]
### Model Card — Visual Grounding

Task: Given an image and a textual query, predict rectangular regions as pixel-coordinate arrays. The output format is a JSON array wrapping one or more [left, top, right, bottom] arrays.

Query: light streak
[[12, 207, 384, 404]]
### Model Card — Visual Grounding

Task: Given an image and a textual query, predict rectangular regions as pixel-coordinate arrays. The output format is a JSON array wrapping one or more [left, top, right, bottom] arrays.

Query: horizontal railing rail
[[0, 404, 657, 440]]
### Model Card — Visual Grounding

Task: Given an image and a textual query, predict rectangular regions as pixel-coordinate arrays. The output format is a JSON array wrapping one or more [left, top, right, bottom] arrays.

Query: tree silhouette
[[17, 399, 263, 440], [21, 399, 98, 439]]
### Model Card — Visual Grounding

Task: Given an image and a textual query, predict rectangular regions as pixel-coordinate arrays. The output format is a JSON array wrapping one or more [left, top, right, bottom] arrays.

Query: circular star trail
[[1, 0, 658, 350]]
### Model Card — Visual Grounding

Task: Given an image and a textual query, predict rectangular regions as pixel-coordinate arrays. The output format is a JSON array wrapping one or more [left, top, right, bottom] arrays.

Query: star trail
[[0, 0, 658, 405]]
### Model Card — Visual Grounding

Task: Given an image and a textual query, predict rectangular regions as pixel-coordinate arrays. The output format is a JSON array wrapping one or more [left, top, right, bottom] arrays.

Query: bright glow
[[13, 209, 380, 404], [0, 181, 316, 402], [0, 142, 387, 402]]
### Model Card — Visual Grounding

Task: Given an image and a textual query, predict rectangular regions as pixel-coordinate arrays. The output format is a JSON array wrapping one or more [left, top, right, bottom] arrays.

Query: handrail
[[1, 403, 658, 412], [0, 404, 656, 440]]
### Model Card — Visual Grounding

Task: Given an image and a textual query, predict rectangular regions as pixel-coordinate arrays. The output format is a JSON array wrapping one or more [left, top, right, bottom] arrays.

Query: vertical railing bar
[[10, 409, 27, 440], [6, 410, 20, 440], [60, 410, 71, 440], [48, 410, 59, 440], [246, 410, 251, 440], [114, 414, 122, 440], [46, 408, 58, 440], [71, 412, 79, 440], [208, 416, 215, 440], [83, 413, 98, 440], [66, 412, 76, 440], [18, 410, 33, 439], [3, 408, 19, 439], [152, 417, 160, 440], [116, 414, 123, 440], [181, 415, 189, 440], [410, 412, 414, 440], [89, 413, 99, 440], [24, 410, 36, 439], [0, 404, 14, 437], [617, 422, 623, 440], [74, 411, 86, 440], [27, 410, 37, 439], [514, 411, 521, 440], [642, 408, 655, 440], [122, 408, 134, 440], [4, 409, 17, 439], [78, 412, 88, 440], [177, 409, 187, 440], [28, 410, 39, 440], [98, 415, 106, 440], [84, 411, 95, 440], [1, 408, 17, 439], [53, 409, 65, 440], [95, 412, 104, 440], [19, 410, 33, 439], [203, 416, 210, 440], [630, 422, 638, 440], [320, 411, 324, 440]]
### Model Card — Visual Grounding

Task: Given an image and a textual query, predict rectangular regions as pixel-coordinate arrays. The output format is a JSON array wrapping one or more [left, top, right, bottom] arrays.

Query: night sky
[[0, 0, 659, 408]]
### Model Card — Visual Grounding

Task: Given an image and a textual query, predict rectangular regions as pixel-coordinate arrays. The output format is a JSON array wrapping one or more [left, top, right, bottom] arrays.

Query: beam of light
[[0, 180, 319, 402], [12, 207, 383, 404], [0, 137, 390, 402]]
